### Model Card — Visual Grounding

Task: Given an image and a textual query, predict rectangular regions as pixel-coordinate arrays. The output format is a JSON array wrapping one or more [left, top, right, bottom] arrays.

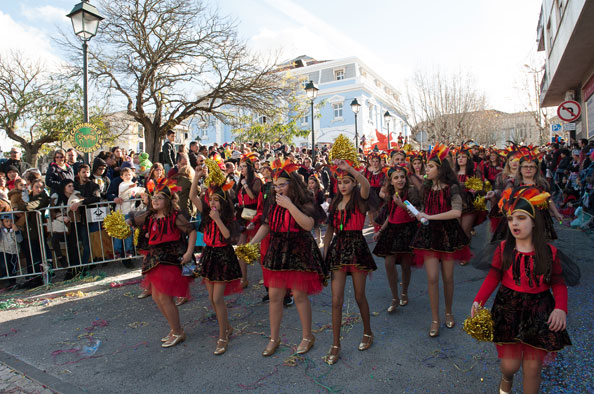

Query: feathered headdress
[[386, 163, 409, 178], [498, 187, 550, 218], [427, 144, 450, 165], [152, 178, 181, 199], [518, 145, 542, 164], [204, 158, 234, 200], [273, 159, 300, 180], [241, 152, 259, 167]]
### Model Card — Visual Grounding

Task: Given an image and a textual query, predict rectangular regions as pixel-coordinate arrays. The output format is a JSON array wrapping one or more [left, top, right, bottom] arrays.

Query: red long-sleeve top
[[474, 241, 568, 313]]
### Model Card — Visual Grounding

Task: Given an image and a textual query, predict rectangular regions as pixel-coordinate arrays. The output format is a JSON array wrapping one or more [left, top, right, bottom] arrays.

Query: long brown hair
[[270, 172, 315, 212], [501, 209, 552, 281]]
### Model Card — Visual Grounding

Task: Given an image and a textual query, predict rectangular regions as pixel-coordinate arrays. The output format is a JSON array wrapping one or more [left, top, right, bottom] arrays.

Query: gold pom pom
[[204, 158, 226, 188], [472, 196, 487, 211], [235, 243, 260, 265], [463, 306, 494, 342], [464, 176, 484, 191], [329, 134, 360, 167], [484, 180, 492, 192], [133, 228, 140, 246], [103, 210, 131, 240]]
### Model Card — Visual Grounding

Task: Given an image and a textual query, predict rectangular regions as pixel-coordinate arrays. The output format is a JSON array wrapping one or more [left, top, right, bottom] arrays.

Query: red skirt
[[413, 246, 473, 266], [495, 343, 553, 363], [141, 264, 192, 298], [262, 268, 323, 294], [202, 278, 242, 296]]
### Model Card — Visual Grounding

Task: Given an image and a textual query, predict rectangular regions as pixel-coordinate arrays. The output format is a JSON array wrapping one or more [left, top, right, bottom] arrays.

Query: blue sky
[[0, 0, 543, 114]]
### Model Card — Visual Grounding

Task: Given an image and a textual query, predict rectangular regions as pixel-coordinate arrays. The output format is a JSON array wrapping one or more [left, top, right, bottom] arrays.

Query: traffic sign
[[557, 100, 581, 122], [551, 123, 562, 132], [563, 123, 576, 131]]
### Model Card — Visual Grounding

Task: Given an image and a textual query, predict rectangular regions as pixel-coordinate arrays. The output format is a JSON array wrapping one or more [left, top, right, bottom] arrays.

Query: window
[[258, 115, 267, 124], [300, 115, 309, 125], [138, 141, 144, 152], [333, 103, 343, 119], [335, 69, 345, 81], [368, 105, 374, 124], [137, 124, 144, 137]]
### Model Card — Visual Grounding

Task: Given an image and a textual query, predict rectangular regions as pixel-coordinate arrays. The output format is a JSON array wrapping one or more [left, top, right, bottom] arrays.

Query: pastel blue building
[[190, 55, 407, 148]]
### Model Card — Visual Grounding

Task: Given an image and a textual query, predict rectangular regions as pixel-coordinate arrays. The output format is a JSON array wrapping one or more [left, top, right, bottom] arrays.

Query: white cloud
[[253, 0, 409, 91], [0, 11, 64, 68], [20, 5, 69, 23]]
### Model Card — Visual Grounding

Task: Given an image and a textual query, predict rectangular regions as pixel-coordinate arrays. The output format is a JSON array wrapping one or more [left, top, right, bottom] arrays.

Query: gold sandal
[[387, 299, 399, 313], [399, 293, 408, 306], [162, 331, 186, 348], [161, 330, 173, 342], [499, 375, 513, 394], [358, 333, 374, 351], [296, 336, 315, 354], [325, 345, 340, 365], [429, 321, 439, 337], [445, 313, 455, 329], [213, 338, 228, 355], [262, 339, 280, 357]]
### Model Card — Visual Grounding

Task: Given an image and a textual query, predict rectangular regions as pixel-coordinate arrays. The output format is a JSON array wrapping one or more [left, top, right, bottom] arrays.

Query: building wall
[[190, 56, 406, 149]]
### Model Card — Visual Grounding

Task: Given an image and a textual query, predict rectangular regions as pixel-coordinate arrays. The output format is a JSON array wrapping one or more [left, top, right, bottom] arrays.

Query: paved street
[[0, 223, 592, 394]]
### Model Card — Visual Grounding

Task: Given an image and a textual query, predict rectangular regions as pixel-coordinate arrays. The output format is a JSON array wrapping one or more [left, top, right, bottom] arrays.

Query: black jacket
[[1, 159, 31, 176], [161, 140, 175, 167], [45, 163, 75, 196]]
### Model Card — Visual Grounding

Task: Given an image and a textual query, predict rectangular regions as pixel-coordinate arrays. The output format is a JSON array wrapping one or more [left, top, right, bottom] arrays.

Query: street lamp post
[[67, 0, 103, 162], [384, 110, 392, 150], [304, 81, 319, 163], [350, 98, 361, 152]]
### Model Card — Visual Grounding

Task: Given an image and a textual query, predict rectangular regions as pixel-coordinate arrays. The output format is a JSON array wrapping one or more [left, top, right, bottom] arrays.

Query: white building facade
[[191, 56, 407, 150], [537, 0, 594, 140]]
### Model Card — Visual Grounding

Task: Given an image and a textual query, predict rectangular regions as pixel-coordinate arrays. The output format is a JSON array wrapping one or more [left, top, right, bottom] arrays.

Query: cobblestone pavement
[[0, 362, 55, 394]]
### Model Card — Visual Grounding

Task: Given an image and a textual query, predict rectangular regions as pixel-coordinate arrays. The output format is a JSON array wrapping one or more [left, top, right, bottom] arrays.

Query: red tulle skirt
[[141, 264, 192, 298], [262, 268, 323, 294], [202, 278, 242, 296], [496, 343, 555, 363], [413, 246, 473, 266]]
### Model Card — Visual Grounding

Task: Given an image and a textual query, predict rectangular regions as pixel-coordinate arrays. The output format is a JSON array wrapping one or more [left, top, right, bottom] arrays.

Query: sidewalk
[[0, 362, 55, 394]]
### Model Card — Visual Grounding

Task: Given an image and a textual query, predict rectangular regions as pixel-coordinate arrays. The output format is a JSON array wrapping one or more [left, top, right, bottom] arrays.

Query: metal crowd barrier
[[0, 199, 143, 286]]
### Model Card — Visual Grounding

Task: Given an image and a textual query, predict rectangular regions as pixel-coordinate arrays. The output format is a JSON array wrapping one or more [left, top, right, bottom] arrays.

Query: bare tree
[[0, 52, 106, 166], [60, 0, 286, 161], [403, 68, 491, 144]]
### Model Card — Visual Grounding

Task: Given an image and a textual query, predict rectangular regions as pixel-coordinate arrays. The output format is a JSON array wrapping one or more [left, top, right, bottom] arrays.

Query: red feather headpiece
[[153, 178, 181, 199], [241, 152, 259, 167], [427, 144, 450, 165], [273, 159, 300, 180], [498, 187, 550, 218]]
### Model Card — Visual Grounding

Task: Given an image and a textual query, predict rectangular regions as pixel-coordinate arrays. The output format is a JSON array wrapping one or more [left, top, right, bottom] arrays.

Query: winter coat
[[45, 163, 74, 196]]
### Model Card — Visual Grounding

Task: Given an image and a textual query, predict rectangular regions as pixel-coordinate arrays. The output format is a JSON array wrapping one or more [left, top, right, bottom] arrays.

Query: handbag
[[181, 253, 201, 278], [241, 208, 257, 221]]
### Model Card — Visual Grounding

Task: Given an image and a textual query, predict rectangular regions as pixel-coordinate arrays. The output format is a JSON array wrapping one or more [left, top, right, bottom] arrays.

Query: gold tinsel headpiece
[[328, 134, 360, 168], [204, 157, 234, 201]]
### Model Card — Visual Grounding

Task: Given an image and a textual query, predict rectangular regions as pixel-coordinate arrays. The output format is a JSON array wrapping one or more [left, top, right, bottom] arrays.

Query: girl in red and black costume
[[410, 144, 471, 337], [322, 159, 377, 365], [455, 146, 487, 265], [235, 152, 262, 288], [250, 160, 328, 357], [127, 179, 197, 348], [373, 164, 421, 312], [482, 149, 503, 186], [511, 148, 563, 240], [485, 149, 520, 236], [253, 160, 275, 302], [190, 161, 242, 355], [471, 187, 571, 394], [407, 151, 426, 192], [364, 152, 385, 231]]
